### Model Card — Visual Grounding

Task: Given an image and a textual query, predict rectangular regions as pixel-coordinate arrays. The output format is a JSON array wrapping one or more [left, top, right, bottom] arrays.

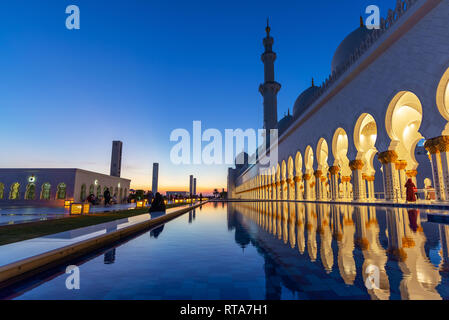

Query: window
[[9, 182, 20, 200], [0, 183, 4, 200], [41, 183, 51, 200], [97, 185, 101, 197], [80, 184, 86, 201], [89, 184, 94, 195], [56, 183, 67, 200], [25, 183, 36, 200]]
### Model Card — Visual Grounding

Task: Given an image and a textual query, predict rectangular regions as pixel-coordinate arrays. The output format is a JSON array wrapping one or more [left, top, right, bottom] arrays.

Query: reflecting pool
[[1, 201, 449, 300]]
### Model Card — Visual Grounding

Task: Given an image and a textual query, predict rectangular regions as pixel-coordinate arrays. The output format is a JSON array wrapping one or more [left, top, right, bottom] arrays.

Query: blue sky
[[0, 0, 395, 193]]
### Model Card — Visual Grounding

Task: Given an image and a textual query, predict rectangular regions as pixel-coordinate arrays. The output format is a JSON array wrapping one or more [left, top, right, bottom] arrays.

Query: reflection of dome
[[331, 24, 373, 74], [293, 85, 320, 118], [277, 111, 293, 135]]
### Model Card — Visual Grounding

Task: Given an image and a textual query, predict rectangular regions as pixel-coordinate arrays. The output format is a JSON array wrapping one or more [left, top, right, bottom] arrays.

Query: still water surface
[[2, 201, 449, 300]]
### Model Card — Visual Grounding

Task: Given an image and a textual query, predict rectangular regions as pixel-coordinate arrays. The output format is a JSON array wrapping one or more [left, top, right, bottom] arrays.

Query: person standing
[[104, 188, 111, 206], [405, 179, 417, 202]]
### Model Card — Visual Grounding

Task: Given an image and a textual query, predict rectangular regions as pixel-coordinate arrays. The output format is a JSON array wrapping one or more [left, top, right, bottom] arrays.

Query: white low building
[[0, 168, 131, 207]]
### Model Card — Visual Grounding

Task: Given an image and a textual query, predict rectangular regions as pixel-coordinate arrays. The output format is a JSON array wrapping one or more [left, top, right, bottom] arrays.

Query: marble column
[[286, 178, 292, 200], [341, 176, 352, 200], [395, 160, 407, 201], [303, 173, 312, 200], [350, 160, 366, 201], [294, 176, 303, 200], [314, 170, 322, 200], [321, 176, 328, 200], [329, 166, 340, 201], [425, 137, 446, 201], [280, 180, 286, 200], [378, 151, 400, 201], [364, 175, 375, 201]]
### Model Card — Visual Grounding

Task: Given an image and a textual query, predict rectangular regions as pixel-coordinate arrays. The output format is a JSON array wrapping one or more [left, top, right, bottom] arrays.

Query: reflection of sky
[[0, 0, 395, 193]]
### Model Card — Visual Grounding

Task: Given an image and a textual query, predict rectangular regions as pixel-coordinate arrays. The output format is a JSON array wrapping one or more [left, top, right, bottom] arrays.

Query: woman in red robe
[[405, 178, 417, 202]]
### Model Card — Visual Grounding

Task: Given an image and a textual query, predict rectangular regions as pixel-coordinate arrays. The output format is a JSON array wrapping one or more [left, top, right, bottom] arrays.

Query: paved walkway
[[0, 205, 192, 268], [0, 203, 136, 226]]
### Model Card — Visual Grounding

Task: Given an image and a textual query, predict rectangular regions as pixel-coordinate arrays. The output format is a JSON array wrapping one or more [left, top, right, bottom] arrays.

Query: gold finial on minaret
[[266, 17, 271, 36], [360, 16, 364, 27]]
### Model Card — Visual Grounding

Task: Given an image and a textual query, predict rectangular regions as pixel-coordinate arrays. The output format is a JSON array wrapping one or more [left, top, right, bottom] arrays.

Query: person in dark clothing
[[149, 192, 166, 213], [405, 178, 417, 202], [104, 188, 111, 206]]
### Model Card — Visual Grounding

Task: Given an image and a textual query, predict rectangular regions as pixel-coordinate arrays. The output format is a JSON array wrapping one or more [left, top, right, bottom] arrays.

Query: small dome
[[235, 152, 249, 169], [277, 113, 293, 135], [293, 85, 320, 118], [331, 25, 373, 74]]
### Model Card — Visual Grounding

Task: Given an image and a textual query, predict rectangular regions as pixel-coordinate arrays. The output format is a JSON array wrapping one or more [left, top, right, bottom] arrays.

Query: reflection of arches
[[354, 113, 378, 175], [80, 184, 87, 201], [0, 183, 4, 200], [436, 67, 449, 134], [57, 183, 67, 200], [40, 183, 51, 200], [9, 182, 20, 200], [385, 91, 423, 170]]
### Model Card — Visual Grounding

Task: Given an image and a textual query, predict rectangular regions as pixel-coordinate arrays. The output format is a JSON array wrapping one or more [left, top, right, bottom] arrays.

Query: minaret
[[259, 19, 281, 131]]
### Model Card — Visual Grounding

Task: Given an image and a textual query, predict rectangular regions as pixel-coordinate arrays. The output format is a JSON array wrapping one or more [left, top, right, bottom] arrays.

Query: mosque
[[228, 0, 449, 203]]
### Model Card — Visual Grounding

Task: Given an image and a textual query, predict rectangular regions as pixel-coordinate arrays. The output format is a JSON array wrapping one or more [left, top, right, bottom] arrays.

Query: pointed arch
[[354, 113, 378, 175], [385, 91, 423, 170]]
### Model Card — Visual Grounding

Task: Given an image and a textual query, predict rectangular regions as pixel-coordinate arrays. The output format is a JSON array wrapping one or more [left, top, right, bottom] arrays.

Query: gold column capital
[[314, 170, 322, 178], [426, 135, 449, 153], [349, 160, 365, 171], [328, 166, 340, 175], [406, 170, 418, 178], [378, 150, 398, 164], [395, 160, 407, 170], [303, 174, 311, 181]]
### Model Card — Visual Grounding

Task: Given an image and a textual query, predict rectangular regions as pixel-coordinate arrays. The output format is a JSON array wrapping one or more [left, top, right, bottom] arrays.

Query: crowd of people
[[84, 188, 205, 212], [86, 188, 119, 206]]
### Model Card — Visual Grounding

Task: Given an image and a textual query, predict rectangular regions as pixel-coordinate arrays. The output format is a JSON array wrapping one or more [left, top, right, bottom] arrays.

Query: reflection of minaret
[[104, 248, 116, 264], [259, 18, 281, 132]]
